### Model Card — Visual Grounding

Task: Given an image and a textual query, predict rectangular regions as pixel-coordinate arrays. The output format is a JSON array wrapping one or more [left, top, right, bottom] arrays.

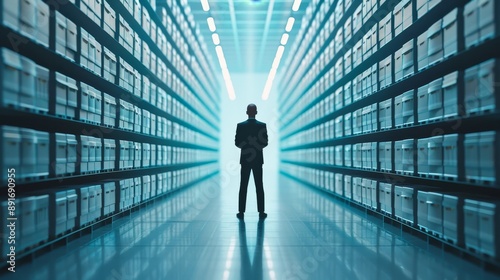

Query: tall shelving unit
[[279, 0, 500, 268], [0, 0, 220, 266]]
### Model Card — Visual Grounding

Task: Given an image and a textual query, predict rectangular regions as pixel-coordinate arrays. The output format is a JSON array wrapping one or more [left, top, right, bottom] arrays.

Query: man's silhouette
[[235, 104, 268, 219]]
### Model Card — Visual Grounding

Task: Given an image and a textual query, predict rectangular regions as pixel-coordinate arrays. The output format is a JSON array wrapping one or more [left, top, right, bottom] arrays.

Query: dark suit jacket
[[235, 119, 268, 165]]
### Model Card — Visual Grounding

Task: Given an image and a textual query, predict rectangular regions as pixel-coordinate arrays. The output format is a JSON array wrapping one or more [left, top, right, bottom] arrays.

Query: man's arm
[[235, 124, 244, 148], [260, 124, 268, 148]]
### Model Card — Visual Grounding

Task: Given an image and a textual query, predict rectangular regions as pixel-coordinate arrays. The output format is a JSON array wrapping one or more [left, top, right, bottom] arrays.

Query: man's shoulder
[[238, 119, 266, 126]]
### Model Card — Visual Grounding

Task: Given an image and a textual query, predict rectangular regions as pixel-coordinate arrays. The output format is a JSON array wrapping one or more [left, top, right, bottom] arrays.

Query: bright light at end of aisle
[[285, 17, 295, 32], [212, 33, 220, 45], [292, 0, 302, 11], [200, 0, 210, 11], [280, 33, 289, 45], [207, 17, 216, 32]]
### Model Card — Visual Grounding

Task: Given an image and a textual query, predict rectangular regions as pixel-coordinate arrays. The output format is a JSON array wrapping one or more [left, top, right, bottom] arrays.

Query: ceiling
[[186, 0, 310, 74]]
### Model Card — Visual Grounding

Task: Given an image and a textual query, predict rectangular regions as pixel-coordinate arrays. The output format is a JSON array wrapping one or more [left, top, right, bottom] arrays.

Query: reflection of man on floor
[[239, 220, 265, 280], [235, 104, 268, 219]]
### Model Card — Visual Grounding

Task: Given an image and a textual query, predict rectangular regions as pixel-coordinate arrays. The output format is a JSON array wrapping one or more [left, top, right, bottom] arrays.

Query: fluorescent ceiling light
[[272, 46, 285, 69], [280, 33, 289, 45], [215, 46, 235, 100], [201, 0, 210, 11], [215, 46, 227, 69], [207, 17, 216, 32], [212, 33, 220, 45], [285, 17, 295, 32], [292, 0, 302, 11]]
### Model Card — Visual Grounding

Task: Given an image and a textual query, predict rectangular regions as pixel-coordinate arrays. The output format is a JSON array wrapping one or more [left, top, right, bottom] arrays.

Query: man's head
[[246, 103, 257, 118]]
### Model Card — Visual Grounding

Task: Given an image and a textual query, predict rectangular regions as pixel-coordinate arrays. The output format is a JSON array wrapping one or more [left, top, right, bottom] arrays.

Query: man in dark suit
[[235, 104, 268, 219]]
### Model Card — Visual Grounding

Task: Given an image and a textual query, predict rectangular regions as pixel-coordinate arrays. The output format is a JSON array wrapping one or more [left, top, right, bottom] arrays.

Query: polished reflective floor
[[4, 173, 500, 280]]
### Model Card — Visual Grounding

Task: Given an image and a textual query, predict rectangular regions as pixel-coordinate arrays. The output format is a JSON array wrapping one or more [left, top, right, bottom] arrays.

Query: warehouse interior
[[1, 0, 500, 278]]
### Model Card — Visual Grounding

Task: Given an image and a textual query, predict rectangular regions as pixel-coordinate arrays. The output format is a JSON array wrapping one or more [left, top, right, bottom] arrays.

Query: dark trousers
[[239, 164, 265, 213]]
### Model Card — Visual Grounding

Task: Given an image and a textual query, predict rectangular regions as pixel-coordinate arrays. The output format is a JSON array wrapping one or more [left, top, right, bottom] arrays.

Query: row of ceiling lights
[[261, 0, 302, 100], [200, 0, 237, 100], [200, 0, 302, 101]]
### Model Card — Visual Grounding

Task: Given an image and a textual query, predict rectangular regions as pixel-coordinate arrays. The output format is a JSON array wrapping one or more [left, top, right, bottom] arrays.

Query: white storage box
[[344, 175, 352, 199], [103, 1, 116, 36], [35, 130, 49, 177], [428, 78, 443, 120], [402, 40, 414, 79], [464, 0, 479, 48], [66, 19, 77, 61], [402, 0, 412, 31], [379, 55, 392, 89], [335, 173, 343, 196], [417, 191, 429, 230], [417, 137, 429, 176], [20, 128, 36, 179], [379, 99, 392, 129], [478, 131, 496, 182], [464, 133, 480, 181], [464, 64, 479, 113], [36, 0, 49, 47], [55, 13, 67, 56], [335, 145, 343, 166], [344, 144, 352, 167], [379, 13, 392, 47], [54, 133, 67, 175], [464, 199, 480, 251], [56, 72, 68, 117], [427, 19, 443, 65], [3, 0, 20, 30], [427, 192, 443, 235], [417, 33, 428, 71], [477, 59, 496, 113], [19, 197, 36, 250], [54, 191, 68, 236], [442, 134, 458, 178], [402, 90, 414, 125], [103, 93, 116, 127], [379, 141, 392, 172], [103, 182, 116, 215], [2, 48, 22, 107], [478, 0, 496, 42], [401, 187, 415, 223], [417, 83, 429, 123], [443, 194, 461, 244], [394, 47, 403, 82], [428, 135, 443, 177], [443, 71, 458, 117], [19, 56, 36, 110], [478, 201, 500, 257], [66, 189, 77, 231], [344, 113, 352, 136], [353, 177, 362, 203], [443, 9, 458, 57], [382, 183, 393, 214], [401, 139, 414, 174], [35, 65, 49, 113]]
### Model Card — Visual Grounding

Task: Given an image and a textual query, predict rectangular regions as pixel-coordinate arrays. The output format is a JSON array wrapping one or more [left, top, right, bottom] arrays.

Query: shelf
[[281, 160, 500, 194], [281, 112, 500, 148], [0, 160, 218, 195], [280, 0, 468, 133], [281, 170, 500, 270], [281, 35, 500, 140]]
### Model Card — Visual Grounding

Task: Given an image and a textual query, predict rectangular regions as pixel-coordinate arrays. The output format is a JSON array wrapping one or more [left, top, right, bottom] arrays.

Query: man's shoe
[[236, 212, 244, 219], [259, 212, 267, 219]]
